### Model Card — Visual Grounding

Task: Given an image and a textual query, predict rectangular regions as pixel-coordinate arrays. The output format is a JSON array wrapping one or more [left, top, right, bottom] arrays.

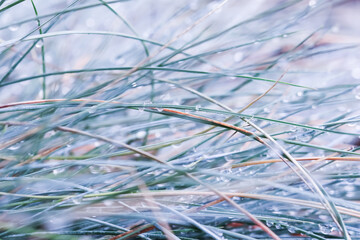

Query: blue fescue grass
[[1, 0, 360, 239]]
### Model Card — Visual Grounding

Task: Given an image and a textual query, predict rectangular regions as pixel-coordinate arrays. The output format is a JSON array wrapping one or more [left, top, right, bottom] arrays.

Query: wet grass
[[0, 0, 360, 239]]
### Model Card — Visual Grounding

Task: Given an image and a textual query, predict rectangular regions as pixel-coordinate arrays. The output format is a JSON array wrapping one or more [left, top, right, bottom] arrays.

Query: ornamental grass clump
[[0, 0, 360, 239]]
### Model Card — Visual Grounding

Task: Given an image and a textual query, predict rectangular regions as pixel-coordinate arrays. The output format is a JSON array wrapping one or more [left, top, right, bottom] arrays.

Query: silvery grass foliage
[[0, 0, 360, 239]]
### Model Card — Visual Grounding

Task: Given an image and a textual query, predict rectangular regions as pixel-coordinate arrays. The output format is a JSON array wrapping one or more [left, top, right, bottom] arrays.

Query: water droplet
[[53, 168, 65, 175], [207, 1, 222, 11], [288, 227, 296, 233], [189, 0, 199, 10], [346, 191, 356, 198], [87, 107, 96, 114], [89, 165, 101, 174], [318, 224, 332, 234], [136, 131, 146, 138], [353, 86, 360, 100], [72, 196, 83, 205], [105, 178, 114, 184], [104, 200, 114, 206], [296, 91, 304, 97], [44, 130, 56, 138], [233, 51, 244, 62], [344, 184, 355, 191], [331, 25, 339, 33], [160, 93, 171, 101], [86, 18, 95, 28], [8, 24, 20, 32], [263, 107, 270, 113], [282, 34, 288, 38], [155, 108, 163, 112], [290, 127, 298, 133], [349, 230, 356, 236], [224, 155, 232, 162], [143, 101, 152, 107], [115, 56, 125, 65], [9, 144, 21, 150], [172, 99, 181, 105], [295, 129, 313, 142], [131, 82, 137, 87], [282, 97, 290, 103], [351, 68, 360, 79], [35, 41, 43, 48], [308, 0, 317, 7], [232, 196, 242, 201], [288, 210, 297, 216], [266, 221, 274, 227], [195, 105, 201, 111], [172, 143, 182, 149], [318, 214, 330, 221]]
